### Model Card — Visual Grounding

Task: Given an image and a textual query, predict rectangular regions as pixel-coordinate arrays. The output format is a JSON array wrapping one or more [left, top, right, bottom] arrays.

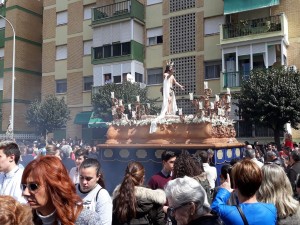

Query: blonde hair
[[257, 164, 299, 218], [0, 195, 33, 225]]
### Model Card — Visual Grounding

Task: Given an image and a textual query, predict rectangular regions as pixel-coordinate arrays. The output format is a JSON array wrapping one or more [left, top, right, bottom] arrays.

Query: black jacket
[[112, 185, 166, 225], [188, 214, 224, 225]]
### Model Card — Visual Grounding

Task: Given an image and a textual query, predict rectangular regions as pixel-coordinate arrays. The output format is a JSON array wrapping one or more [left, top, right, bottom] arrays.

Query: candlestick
[[128, 104, 131, 110], [147, 103, 150, 108], [199, 101, 203, 109], [178, 108, 182, 115], [215, 94, 219, 102], [204, 81, 208, 89], [210, 102, 214, 109], [136, 96, 140, 102], [119, 99, 122, 106], [189, 93, 193, 100], [132, 111, 136, 118], [227, 95, 231, 103], [111, 92, 114, 98], [226, 88, 230, 95]]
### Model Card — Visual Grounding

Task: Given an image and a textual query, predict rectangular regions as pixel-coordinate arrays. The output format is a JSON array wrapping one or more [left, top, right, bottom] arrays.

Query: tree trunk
[[274, 128, 281, 151]]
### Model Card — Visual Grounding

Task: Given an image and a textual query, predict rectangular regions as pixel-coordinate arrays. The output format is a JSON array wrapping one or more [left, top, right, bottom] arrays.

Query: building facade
[[1, 0, 299, 143]]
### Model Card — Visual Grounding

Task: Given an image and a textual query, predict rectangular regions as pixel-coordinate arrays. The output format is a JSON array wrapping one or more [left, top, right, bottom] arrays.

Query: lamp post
[[0, 0, 15, 139]]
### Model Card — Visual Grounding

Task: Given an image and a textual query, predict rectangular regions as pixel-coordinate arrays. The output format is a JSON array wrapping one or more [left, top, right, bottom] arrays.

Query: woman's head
[[165, 176, 210, 225], [257, 164, 299, 218], [74, 149, 88, 168], [220, 164, 232, 185], [114, 161, 145, 223], [79, 158, 105, 192], [0, 195, 33, 225], [172, 151, 203, 179], [21, 156, 82, 225], [231, 159, 262, 198]]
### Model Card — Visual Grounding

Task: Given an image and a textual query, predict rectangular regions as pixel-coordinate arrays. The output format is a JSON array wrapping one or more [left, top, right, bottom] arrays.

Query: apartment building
[[0, 1, 42, 138], [1, 0, 298, 142]]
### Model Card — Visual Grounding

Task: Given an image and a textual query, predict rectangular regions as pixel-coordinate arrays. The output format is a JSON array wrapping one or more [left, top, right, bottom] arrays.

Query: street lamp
[[0, 0, 15, 139]]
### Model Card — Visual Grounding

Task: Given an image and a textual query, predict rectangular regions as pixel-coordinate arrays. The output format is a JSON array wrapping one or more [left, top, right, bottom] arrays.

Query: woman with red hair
[[21, 155, 99, 225]]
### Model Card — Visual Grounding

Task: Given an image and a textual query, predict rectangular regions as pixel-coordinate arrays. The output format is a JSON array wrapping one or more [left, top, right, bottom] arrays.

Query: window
[[56, 79, 67, 93], [113, 43, 121, 56], [0, 18, 5, 29], [103, 45, 111, 58], [135, 72, 143, 83], [147, 68, 163, 85], [122, 42, 131, 55], [83, 76, 93, 91], [205, 61, 221, 79], [0, 48, 4, 58], [147, 0, 162, 5], [104, 73, 112, 84], [113, 75, 121, 83], [94, 47, 103, 59], [204, 16, 225, 35], [84, 4, 95, 20], [84, 40, 92, 55], [56, 45, 67, 60], [57, 11, 68, 26], [147, 27, 163, 46]]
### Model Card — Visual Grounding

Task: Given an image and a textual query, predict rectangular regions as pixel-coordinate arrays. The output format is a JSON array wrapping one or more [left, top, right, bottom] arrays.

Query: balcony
[[92, 0, 144, 26], [220, 14, 288, 45], [221, 71, 250, 88]]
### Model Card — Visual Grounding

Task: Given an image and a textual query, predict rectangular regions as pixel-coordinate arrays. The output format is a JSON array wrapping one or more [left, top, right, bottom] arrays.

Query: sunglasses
[[21, 183, 40, 192]]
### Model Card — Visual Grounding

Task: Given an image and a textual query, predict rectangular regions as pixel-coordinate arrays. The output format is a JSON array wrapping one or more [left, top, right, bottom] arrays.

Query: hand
[[221, 174, 234, 193], [180, 86, 185, 90]]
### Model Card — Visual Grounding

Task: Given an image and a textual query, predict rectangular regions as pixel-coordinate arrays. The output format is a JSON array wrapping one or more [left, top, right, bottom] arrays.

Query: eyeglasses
[[167, 202, 191, 219], [21, 183, 40, 192]]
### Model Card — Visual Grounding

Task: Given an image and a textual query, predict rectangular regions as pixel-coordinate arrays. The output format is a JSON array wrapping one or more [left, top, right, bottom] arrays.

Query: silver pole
[[0, 14, 15, 139]]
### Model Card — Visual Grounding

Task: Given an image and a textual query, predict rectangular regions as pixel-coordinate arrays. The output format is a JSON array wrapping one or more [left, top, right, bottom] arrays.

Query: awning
[[74, 111, 93, 125], [224, 0, 279, 15], [88, 113, 107, 128]]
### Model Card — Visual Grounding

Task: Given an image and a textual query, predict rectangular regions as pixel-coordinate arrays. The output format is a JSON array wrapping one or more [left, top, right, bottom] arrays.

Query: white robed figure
[[150, 61, 184, 133]]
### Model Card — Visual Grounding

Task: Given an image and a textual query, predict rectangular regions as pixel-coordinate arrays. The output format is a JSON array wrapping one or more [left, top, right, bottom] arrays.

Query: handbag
[[235, 205, 249, 225]]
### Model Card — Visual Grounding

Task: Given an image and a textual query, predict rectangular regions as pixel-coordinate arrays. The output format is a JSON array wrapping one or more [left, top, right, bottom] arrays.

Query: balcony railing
[[222, 14, 282, 39], [92, 0, 144, 25], [223, 71, 250, 88]]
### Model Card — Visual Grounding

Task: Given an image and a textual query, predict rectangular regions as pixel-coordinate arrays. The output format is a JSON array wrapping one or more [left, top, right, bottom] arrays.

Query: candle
[[111, 92, 114, 98], [204, 81, 208, 89], [178, 108, 182, 115], [199, 101, 203, 109], [132, 111, 136, 118], [147, 103, 150, 108], [119, 99, 122, 106], [218, 108, 222, 116], [189, 93, 193, 100], [136, 96, 140, 102], [227, 95, 231, 103], [227, 88, 230, 95], [128, 104, 131, 110], [215, 94, 219, 102], [210, 102, 214, 109]]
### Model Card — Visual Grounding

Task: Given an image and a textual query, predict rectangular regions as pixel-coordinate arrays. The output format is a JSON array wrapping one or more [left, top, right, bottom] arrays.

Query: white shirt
[[76, 183, 112, 225], [203, 163, 217, 189], [69, 167, 79, 184], [0, 165, 27, 203]]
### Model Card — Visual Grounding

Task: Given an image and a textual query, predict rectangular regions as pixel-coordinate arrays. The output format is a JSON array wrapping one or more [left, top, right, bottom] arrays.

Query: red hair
[[21, 156, 83, 225]]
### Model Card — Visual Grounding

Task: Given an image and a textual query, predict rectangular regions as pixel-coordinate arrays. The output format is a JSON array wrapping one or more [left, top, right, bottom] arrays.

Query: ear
[[190, 202, 196, 216], [8, 154, 15, 162]]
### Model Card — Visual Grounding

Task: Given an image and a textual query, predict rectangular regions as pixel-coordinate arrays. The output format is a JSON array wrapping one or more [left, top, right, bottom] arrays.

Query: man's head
[[244, 146, 255, 159], [266, 151, 277, 162], [161, 150, 176, 173], [198, 150, 209, 163], [290, 150, 300, 164], [0, 141, 20, 173]]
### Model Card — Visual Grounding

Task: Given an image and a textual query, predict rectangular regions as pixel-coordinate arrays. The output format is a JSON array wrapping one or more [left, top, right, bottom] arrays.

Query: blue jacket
[[211, 188, 277, 225]]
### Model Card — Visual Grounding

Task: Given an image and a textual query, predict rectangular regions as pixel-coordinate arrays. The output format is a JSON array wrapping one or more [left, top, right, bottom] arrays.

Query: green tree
[[235, 66, 300, 149], [26, 95, 70, 137], [92, 81, 160, 120]]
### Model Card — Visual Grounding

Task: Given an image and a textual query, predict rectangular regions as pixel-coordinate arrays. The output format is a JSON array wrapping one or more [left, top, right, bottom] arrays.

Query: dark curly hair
[[172, 150, 204, 179]]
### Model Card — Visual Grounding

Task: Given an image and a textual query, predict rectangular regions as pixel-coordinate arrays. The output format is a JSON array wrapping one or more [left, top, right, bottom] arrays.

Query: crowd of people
[[1, 139, 300, 225]]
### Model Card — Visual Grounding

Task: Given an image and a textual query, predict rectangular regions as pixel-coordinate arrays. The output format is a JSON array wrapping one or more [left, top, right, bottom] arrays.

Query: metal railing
[[222, 14, 282, 39], [93, 0, 130, 20], [223, 71, 250, 88], [0, 133, 38, 140]]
